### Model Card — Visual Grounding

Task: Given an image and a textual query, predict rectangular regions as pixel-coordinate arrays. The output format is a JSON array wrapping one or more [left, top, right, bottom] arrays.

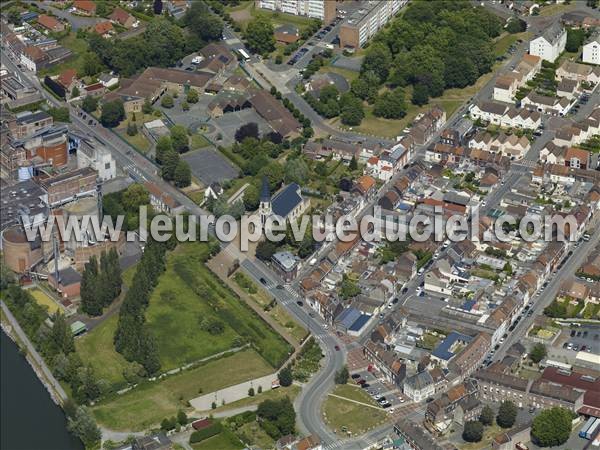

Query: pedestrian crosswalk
[[123, 164, 147, 182], [284, 285, 301, 299]]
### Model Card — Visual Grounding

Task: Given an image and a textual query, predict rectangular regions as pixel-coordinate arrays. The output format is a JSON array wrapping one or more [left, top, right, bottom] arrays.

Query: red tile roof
[[73, 0, 96, 13], [37, 14, 62, 31], [58, 68, 77, 88], [94, 21, 113, 35]]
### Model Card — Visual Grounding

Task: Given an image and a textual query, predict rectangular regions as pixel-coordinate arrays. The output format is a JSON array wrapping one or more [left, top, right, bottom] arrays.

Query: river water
[[1, 331, 83, 450]]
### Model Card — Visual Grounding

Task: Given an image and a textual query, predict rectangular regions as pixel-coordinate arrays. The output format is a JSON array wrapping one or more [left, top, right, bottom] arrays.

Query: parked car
[[334, 345, 340, 351], [351, 374, 361, 379]]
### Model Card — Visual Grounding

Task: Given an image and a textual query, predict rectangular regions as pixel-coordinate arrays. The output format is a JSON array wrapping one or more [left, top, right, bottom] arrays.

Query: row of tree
[[114, 239, 174, 375], [155, 134, 192, 187], [80, 248, 122, 316], [358, 1, 502, 106], [3, 285, 103, 446]]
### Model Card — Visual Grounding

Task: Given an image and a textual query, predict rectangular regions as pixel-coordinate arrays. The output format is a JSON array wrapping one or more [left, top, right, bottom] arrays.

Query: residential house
[[393, 420, 447, 450], [556, 60, 600, 84], [409, 106, 446, 145], [93, 21, 114, 38], [272, 251, 299, 282], [363, 340, 407, 387], [144, 181, 183, 215], [470, 101, 509, 125], [529, 22, 567, 62], [274, 24, 300, 44], [20, 46, 49, 72], [352, 175, 377, 199], [474, 364, 530, 407], [493, 75, 519, 103], [492, 422, 532, 450], [521, 91, 572, 116], [403, 370, 435, 402], [109, 7, 137, 28], [204, 182, 223, 200], [57, 68, 78, 94], [37, 14, 65, 32], [98, 73, 119, 89], [448, 333, 491, 381], [564, 147, 590, 170], [425, 380, 480, 434], [583, 33, 600, 65], [73, 0, 97, 16], [556, 78, 579, 100], [197, 43, 236, 76]]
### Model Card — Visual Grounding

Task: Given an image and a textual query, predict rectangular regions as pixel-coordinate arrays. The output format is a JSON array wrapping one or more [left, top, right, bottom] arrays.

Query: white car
[[418, 268, 425, 275]]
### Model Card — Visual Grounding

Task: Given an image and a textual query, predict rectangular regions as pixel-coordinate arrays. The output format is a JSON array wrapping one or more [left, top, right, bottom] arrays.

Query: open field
[[29, 288, 59, 315], [191, 429, 244, 450], [76, 314, 130, 386], [322, 385, 389, 435], [40, 33, 88, 76], [147, 242, 291, 371], [539, 2, 576, 16], [92, 349, 272, 431], [210, 385, 300, 414], [114, 112, 158, 154], [228, 1, 315, 31], [233, 271, 308, 345], [320, 65, 360, 83]]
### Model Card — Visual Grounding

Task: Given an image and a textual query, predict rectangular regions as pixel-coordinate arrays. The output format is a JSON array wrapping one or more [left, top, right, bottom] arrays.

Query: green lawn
[[322, 385, 389, 435], [76, 315, 130, 386], [191, 429, 244, 450], [539, 2, 576, 17], [209, 385, 300, 414], [320, 65, 360, 83], [228, 1, 315, 31], [92, 349, 273, 431], [191, 134, 212, 149], [40, 33, 89, 77], [147, 242, 292, 370], [235, 421, 274, 449], [493, 32, 531, 58]]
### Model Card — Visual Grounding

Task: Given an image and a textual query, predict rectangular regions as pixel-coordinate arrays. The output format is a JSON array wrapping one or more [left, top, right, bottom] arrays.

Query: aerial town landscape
[[0, 0, 600, 450]]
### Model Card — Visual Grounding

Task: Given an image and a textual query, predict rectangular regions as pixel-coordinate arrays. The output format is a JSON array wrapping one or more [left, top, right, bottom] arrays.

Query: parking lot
[[556, 325, 600, 354], [349, 367, 411, 417], [182, 148, 240, 186]]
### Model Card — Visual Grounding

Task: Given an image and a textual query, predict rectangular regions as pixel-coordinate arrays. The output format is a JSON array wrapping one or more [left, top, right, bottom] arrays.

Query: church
[[259, 177, 310, 228]]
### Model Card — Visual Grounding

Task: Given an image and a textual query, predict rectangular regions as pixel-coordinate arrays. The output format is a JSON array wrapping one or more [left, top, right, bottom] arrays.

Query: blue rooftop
[[348, 314, 371, 332], [461, 300, 476, 311], [431, 331, 473, 361], [338, 307, 362, 329], [272, 183, 302, 218]]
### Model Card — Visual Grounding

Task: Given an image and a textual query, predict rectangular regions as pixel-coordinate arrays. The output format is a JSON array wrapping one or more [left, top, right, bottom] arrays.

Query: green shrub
[[189, 422, 223, 443]]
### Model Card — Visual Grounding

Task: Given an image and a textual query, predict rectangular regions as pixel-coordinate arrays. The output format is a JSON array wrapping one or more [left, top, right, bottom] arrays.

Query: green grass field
[[228, 1, 314, 31], [29, 288, 59, 315], [75, 314, 130, 386], [209, 385, 300, 414], [147, 243, 292, 370], [191, 429, 244, 450], [322, 385, 389, 435], [92, 349, 272, 431], [40, 33, 88, 77], [191, 134, 212, 149]]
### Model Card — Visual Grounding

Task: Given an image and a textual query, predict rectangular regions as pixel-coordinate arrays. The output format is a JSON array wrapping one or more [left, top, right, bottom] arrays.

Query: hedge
[[189, 422, 223, 443]]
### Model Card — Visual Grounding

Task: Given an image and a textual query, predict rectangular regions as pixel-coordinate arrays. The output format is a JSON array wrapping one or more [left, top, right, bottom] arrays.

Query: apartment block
[[339, 0, 407, 49], [255, 0, 337, 22]]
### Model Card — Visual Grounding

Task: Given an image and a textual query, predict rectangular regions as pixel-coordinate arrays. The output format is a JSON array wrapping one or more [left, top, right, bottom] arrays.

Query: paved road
[[36, 3, 102, 30]]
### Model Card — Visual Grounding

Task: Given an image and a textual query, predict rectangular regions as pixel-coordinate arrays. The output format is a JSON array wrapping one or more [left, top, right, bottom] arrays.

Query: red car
[[334, 345, 340, 351], [357, 379, 366, 385]]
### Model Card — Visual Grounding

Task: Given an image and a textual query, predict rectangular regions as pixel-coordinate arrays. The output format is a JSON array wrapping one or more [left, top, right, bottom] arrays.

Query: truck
[[585, 418, 600, 440], [580, 417, 598, 439]]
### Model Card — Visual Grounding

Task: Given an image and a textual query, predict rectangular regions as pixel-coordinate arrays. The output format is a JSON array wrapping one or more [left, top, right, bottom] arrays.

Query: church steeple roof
[[260, 176, 271, 202]]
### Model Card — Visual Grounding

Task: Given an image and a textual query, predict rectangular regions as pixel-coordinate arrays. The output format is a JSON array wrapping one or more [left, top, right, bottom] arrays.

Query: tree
[[373, 88, 407, 119], [71, 86, 80, 98], [256, 397, 296, 439], [248, 387, 255, 396], [174, 160, 191, 187], [506, 17, 526, 34], [235, 122, 260, 142], [334, 366, 349, 384], [170, 125, 189, 153], [155, 136, 173, 165], [530, 343, 547, 364], [142, 98, 154, 115], [479, 405, 494, 426], [566, 27, 586, 53], [67, 406, 101, 448], [183, 1, 223, 43], [412, 83, 430, 106], [462, 421, 484, 442], [177, 409, 187, 425], [81, 52, 104, 77], [278, 366, 293, 387], [100, 100, 125, 128], [81, 257, 101, 316], [244, 17, 275, 55], [361, 42, 392, 83], [153, 0, 163, 15], [186, 89, 199, 103], [349, 155, 358, 171], [161, 149, 180, 181], [284, 157, 309, 184], [82, 95, 99, 114], [181, 101, 189, 111], [126, 121, 138, 136], [340, 275, 360, 299], [531, 407, 572, 447], [6, 7, 21, 25], [48, 107, 70, 123], [256, 241, 279, 261], [161, 94, 174, 108], [339, 93, 364, 126], [243, 183, 260, 211], [496, 401, 517, 428]]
